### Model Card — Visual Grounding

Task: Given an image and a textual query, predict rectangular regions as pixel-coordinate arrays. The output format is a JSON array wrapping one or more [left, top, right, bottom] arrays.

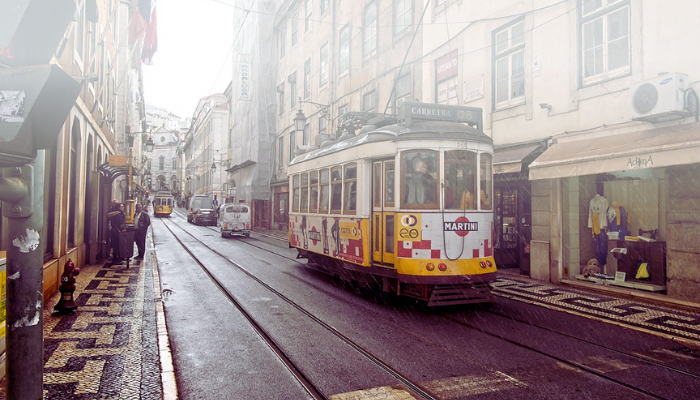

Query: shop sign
[[436, 49, 458, 82], [626, 155, 653, 168], [239, 54, 250, 100]]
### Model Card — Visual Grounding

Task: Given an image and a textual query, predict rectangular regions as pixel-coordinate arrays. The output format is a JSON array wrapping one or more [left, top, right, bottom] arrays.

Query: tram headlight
[[438, 263, 447, 271], [426, 263, 435, 271], [479, 261, 487, 269], [486, 260, 493, 267]]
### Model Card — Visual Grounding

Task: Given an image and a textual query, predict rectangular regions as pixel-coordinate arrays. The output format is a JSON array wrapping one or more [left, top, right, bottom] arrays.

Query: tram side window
[[343, 163, 357, 214], [402, 150, 438, 208], [373, 163, 381, 207], [319, 169, 330, 213], [385, 161, 394, 206], [301, 172, 309, 212], [331, 166, 343, 213], [445, 150, 477, 210], [310, 170, 319, 213], [480, 153, 493, 210], [292, 174, 300, 212]]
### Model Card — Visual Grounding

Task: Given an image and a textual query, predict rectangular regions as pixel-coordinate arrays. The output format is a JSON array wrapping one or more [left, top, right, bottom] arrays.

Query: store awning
[[529, 123, 700, 180], [493, 142, 544, 174], [97, 163, 140, 183]]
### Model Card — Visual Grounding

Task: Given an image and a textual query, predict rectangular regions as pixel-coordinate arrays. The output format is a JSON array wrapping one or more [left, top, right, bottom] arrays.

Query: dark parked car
[[193, 209, 217, 226]]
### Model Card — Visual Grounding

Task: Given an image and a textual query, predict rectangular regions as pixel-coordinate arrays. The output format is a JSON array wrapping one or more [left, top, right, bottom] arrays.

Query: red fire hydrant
[[53, 259, 80, 315]]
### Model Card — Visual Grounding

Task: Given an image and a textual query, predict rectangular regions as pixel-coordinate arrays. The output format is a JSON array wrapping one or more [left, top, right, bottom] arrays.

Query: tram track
[[163, 210, 700, 399], [159, 214, 438, 400]]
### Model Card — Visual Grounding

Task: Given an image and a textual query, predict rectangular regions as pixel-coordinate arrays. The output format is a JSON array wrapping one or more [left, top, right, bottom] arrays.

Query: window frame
[[343, 163, 357, 215], [305, 0, 313, 32], [319, 168, 330, 213], [309, 170, 319, 213], [363, 1, 378, 61], [492, 18, 525, 109], [304, 58, 311, 99], [320, 42, 329, 87], [339, 24, 350, 75], [330, 166, 343, 214], [393, 0, 413, 39], [580, 0, 630, 86]]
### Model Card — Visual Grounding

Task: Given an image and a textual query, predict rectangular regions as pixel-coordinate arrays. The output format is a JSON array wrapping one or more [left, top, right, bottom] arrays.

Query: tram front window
[[445, 150, 477, 210], [402, 151, 438, 208]]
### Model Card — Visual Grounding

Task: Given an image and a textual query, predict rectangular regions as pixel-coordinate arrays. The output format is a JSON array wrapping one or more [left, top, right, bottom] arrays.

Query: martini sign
[[444, 216, 478, 237]]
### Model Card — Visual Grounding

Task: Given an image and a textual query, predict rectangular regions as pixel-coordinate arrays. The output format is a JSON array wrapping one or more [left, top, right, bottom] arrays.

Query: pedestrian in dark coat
[[134, 204, 150, 259], [107, 202, 126, 264]]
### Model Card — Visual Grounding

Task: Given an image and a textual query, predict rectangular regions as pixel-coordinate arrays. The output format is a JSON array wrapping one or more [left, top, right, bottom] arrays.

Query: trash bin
[[119, 224, 135, 259]]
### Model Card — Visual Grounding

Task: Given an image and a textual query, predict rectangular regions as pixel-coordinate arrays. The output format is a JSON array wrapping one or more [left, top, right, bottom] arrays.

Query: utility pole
[[0, 1, 80, 398]]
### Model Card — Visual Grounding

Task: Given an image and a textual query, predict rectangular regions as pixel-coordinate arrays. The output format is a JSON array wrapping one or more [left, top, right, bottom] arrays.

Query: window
[[444, 150, 477, 210], [291, 14, 298, 46], [319, 116, 327, 135], [395, 73, 412, 113], [304, 58, 311, 98], [581, 0, 630, 85], [301, 173, 309, 212], [363, 91, 377, 112], [310, 171, 319, 212], [343, 163, 357, 214], [319, 169, 330, 213], [338, 104, 348, 117], [305, 0, 313, 32], [159, 156, 164, 170], [292, 174, 300, 212], [278, 84, 285, 116], [339, 25, 350, 74], [331, 166, 343, 213], [363, 1, 377, 61], [289, 72, 297, 109], [394, 0, 412, 38], [303, 123, 310, 146], [277, 136, 284, 168], [402, 150, 438, 209], [321, 0, 329, 14], [479, 153, 492, 210], [493, 19, 525, 108], [320, 43, 328, 86], [385, 161, 395, 206], [289, 130, 296, 161], [280, 28, 286, 58]]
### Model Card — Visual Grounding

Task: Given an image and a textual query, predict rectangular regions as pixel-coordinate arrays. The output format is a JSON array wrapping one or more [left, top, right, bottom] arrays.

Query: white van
[[188, 194, 212, 223], [219, 203, 251, 238]]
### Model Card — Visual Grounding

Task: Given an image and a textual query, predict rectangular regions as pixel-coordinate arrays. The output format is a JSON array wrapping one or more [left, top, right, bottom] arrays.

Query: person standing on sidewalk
[[108, 202, 126, 265], [134, 204, 151, 260]]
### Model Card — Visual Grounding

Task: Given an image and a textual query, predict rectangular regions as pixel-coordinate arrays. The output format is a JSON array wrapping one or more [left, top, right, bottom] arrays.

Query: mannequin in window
[[588, 192, 609, 267], [405, 156, 435, 205]]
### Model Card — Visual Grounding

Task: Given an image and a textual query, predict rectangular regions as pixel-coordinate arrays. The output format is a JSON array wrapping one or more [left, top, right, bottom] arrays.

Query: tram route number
[[399, 228, 420, 240]]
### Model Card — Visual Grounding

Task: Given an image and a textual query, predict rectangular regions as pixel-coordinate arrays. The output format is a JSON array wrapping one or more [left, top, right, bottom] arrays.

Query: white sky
[[142, 0, 234, 119]]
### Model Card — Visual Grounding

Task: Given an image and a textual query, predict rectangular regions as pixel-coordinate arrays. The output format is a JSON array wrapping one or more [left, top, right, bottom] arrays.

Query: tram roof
[[290, 120, 492, 165]]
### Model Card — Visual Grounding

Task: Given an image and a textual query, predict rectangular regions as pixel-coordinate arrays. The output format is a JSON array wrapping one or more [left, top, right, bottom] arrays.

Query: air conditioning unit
[[630, 73, 689, 122]]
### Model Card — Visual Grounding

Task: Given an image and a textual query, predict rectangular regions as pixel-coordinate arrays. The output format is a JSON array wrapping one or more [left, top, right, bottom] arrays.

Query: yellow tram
[[287, 102, 497, 306], [152, 191, 173, 217]]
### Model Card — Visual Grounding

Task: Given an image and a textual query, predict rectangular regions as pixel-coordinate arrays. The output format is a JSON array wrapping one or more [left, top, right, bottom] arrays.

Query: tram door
[[372, 160, 395, 264]]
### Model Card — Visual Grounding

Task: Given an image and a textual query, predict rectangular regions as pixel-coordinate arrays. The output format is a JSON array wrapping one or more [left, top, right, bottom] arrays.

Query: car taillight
[[438, 263, 447, 271], [426, 263, 435, 271]]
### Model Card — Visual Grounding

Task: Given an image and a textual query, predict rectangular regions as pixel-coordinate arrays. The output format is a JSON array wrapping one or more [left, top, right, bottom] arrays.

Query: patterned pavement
[[1, 227, 696, 399], [492, 274, 700, 347], [39, 232, 169, 400]]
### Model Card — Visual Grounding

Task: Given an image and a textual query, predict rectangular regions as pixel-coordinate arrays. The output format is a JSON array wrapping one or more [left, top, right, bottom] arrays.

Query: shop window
[[301, 172, 309, 212], [292, 174, 300, 212], [402, 150, 438, 209], [480, 153, 493, 210], [310, 170, 319, 213], [344, 163, 357, 214], [331, 166, 343, 213], [319, 169, 330, 213], [444, 150, 477, 210]]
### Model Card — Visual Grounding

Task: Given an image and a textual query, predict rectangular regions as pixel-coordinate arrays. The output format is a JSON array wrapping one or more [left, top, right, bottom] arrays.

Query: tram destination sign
[[400, 102, 483, 131]]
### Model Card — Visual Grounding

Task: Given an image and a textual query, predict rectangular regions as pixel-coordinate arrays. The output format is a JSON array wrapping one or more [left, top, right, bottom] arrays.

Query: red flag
[[128, 9, 147, 45], [141, 6, 157, 65]]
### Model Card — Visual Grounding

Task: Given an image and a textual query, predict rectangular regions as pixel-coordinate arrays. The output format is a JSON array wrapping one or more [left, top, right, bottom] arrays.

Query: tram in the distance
[[152, 191, 174, 217], [287, 102, 497, 306]]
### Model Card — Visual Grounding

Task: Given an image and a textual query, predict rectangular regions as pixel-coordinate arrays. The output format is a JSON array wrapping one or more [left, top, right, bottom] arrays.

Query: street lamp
[[294, 97, 330, 132], [145, 136, 155, 152]]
